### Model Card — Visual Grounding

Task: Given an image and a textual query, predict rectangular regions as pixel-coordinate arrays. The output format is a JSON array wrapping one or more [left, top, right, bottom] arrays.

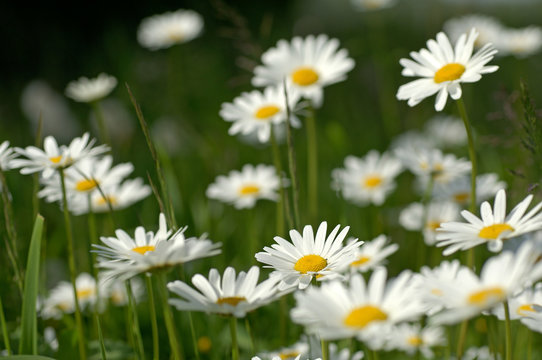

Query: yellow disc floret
[[434, 63, 466, 83], [291, 67, 319, 86], [294, 254, 327, 274], [478, 224, 514, 240], [343, 305, 388, 328], [255, 105, 280, 120]]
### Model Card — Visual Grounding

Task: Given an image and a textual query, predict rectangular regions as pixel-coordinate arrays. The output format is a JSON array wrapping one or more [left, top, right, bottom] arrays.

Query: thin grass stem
[[145, 275, 160, 360], [0, 296, 11, 355], [306, 105, 318, 222], [283, 82, 301, 229], [321, 339, 329, 360], [229, 317, 240, 360], [126, 281, 145, 360], [270, 128, 291, 232], [156, 272, 183, 360], [456, 320, 468, 360], [91, 101, 111, 146], [95, 313, 107, 360], [504, 301, 512, 360]]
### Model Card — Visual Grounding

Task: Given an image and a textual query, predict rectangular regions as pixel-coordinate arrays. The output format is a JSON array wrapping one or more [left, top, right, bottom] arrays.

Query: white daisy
[[424, 115, 467, 148], [0, 141, 18, 171], [99, 277, 144, 307], [290, 269, 424, 341], [397, 29, 499, 111], [257, 340, 309, 360], [436, 189, 542, 254], [95, 213, 221, 281], [255, 222, 362, 290], [394, 147, 471, 186], [41, 273, 97, 319], [415, 260, 464, 315], [68, 178, 151, 215], [462, 346, 499, 360], [219, 85, 302, 143], [390, 131, 434, 151], [65, 73, 117, 103], [498, 26, 542, 58], [350, 0, 397, 11], [429, 241, 542, 325], [444, 15, 503, 50], [13, 133, 109, 179], [384, 323, 446, 359], [399, 201, 460, 245], [331, 151, 403, 206], [167, 266, 288, 318], [432, 173, 506, 206], [492, 283, 542, 323], [37, 155, 133, 203], [206, 164, 282, 209], [349, 235, 398, 272], [137, 9, 203, 50], [252, 34, 355, 107]]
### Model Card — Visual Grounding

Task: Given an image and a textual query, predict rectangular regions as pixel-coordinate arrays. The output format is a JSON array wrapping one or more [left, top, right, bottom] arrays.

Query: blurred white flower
[[41, 273, 97, 319], [350, 0, 397, 11], [137, 9, 203, 50], [498, 26, 542, 58], [424, 115, 467, 148], [0, 141, 18, 171], [399, 201, 460, 245], [65, 73, 117, 103], [432, 173, 506, 206], [444, 15, 503, 49], [384, 323, 446, 358], [349, 235, 398, 272]]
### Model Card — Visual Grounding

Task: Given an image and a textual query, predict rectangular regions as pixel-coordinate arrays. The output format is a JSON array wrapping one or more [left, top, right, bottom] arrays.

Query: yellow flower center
[[363, 175, 382, 188], [168, 31, 184, 42], [351, 256, 370, 266], [75, 179, 99, 192], [291, 67, 319, 86], [478, 224, 515, 240], [517, 304, 536, 316], [453, 192, 469, 203], [76, 288, 94, 300], [431, 288, 443, 296], [467, 287, 505, 305], [216, 296, 247, 306], [278, 352, 300, 360], [96, 195, 117, 206], [254, 105, 280, 120], [434, 63, 466, 83], [343, 305, 388, 329], [407, 336, 423, 346], [426, 221, 441, 231], [49, 155, 63, 164], [132, 245, 156, 255], [294, 254, 327, 274], [197, 336, 212, 354], [111, 291, 125, 305], [238, 184, 260, 196]]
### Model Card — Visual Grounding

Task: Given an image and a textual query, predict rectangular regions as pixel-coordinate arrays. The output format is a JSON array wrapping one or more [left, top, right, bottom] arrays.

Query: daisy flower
[[394, 147, 471, 186], [396, 29, 499, 111], [137, 9, 203, 50], [65, 73, 117, 103], [498, 26, 542, 58], [390, 130, 435, 151], [350, 0, 397, 11], [41, 273, 97, 319], [461, 347, 498, 360], [424, 115, 467, 148], [415, 260, 464, 315], [255, 222, 362, 289], [206, 164, 282, 209], [38, 155, 133, 203], [68, 178, 151, 215], [13, 133, 109, 179], [219, 85, 302, 143], [257, 340, 309, 360], [436, 189, 542, 254], [384, 323, 446, 359], [399, 201, 460, 245], [167, 266, 289, 317], [290, 269, 424, 341], [429, 241, 542, 325], [492, 283, 542, 324], [252, 34, 355, 107], [444, 15, 503, 49], [349, 235, 398, 272], [331, 151, 403, 206], [99, 277, 144, 307], [0, 141, 18, 171], [432, 173, 506, 206], [95, 213, 221, 281]]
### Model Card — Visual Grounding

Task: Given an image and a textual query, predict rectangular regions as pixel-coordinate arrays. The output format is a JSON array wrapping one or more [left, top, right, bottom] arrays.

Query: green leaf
[[18, 214, 45, 355], [4, 356, 56, 360]]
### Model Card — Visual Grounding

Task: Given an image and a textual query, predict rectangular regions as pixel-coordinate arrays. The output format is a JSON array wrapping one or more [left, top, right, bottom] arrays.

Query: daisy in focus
[[384, 323, 446, 359], [65, 73, 117, 103], [432, 173, 506, 206], [252, 34, 355, 107], [206, 164, 282, 209], [332, 151, 403, 206], [137, 9, 203, 50], [436, 189, 542, 254], [255, 222, 362, 289], [13, 133, 109, 179], [349, 235, 398, 272], [396, 28, 498, 111], [219, 85, 302, 143], [399, 201, 460, 246], [429, 241, 542, 325], [168, 266, 288, 317], [290, 269, 424, 341], [95, 213, 221, 281]]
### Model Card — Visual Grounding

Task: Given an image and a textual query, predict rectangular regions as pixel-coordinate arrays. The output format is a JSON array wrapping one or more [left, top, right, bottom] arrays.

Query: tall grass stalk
[[95, 314, 107, 360], [504, 301, 512, 360], [283, 82, 301, 229], [156, 272, 183, 360], [126, 281, 145, 360], [91, 101, 111, 146], [306, 105, 318, 223], [58, 169, 87, 360], [0, 296, 11, 355], [270, 128, 290, 232], [229, 317, 240, 360], [145, 275, 160, 360], [321, 339, 329, 360]]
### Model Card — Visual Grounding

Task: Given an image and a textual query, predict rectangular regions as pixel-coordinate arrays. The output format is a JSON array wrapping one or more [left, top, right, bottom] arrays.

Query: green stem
[[456, 319, 468, 360], [321, 339, 329, 360], [59, 169, 87, 360], [91, 101, 111, 146], [372, 350, 379, 360], [283, 82, 301, 229], [456, 98, 477, 214], [279, 296, 287, 345], [245, 316, 256, 355], [527, 325, 532, 360], [306, 105, 318, 223], [156, 272, 183, 360], [145, 275, 160, 360], [0, 296, 11, 355], [229, 317, 240, 360], [95, 314, 107, 360], [270, 128, 291, 231], [504, 301, 512, 360], [187, 312, 201, 360], [126, 281, 145, 360]]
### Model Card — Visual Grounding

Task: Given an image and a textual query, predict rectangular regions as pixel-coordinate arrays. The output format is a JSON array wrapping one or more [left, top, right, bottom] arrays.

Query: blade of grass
[[18, 214, 44, 355], [0, 295, 11, 355]]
